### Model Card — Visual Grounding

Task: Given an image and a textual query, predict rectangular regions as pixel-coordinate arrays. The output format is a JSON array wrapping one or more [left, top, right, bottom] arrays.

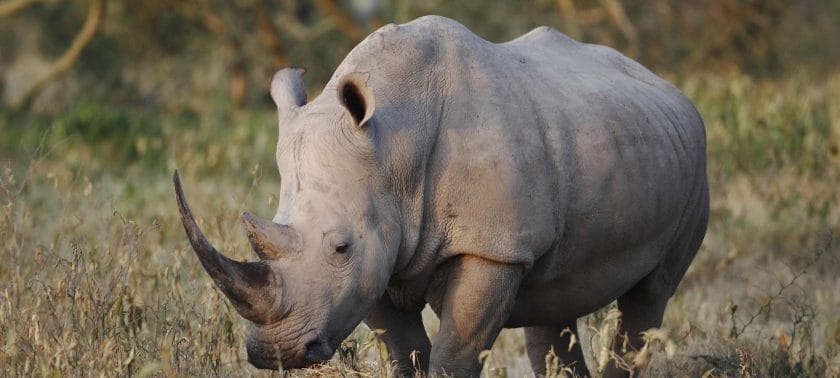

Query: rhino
[[174, 15, 708, 377]]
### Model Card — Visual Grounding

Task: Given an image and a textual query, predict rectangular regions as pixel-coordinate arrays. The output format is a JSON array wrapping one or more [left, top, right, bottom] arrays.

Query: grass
[[0, 71, 838, 376]]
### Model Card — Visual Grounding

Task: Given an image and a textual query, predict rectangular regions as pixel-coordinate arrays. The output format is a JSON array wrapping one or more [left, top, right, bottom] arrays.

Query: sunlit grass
[[1, 72, 838, 376]]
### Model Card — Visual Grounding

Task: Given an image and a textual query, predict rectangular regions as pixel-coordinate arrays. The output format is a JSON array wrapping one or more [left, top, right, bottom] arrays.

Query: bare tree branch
[[600, 0, 639, 57], [555, 0, 580, 39], [0, 0, 54, 18], [13, 0, 103, 110]]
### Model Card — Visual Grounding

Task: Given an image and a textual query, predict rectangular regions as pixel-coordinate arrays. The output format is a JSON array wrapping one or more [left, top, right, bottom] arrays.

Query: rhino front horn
[[173, 171, 277, 323]]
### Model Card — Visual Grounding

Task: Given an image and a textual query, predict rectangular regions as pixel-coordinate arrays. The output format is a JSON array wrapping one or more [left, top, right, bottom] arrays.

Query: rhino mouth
[[246, 328, 337, 370], [246, 351, 280, 370]]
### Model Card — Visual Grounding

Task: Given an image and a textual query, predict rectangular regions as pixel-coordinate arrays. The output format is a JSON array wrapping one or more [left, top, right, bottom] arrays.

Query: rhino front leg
[[430, 256, 524, 376], [364, 294, 431, 375]]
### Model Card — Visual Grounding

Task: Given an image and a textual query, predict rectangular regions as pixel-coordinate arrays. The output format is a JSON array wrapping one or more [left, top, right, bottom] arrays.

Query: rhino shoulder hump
[[334, 16, 485, 90], [507, 26, 579, 47], [365, 15, 474, 44]]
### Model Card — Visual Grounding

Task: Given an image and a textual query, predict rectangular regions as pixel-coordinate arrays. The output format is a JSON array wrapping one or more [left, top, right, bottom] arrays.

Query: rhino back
[[499, 27, 707, 281], [327, 16, 706, 281]]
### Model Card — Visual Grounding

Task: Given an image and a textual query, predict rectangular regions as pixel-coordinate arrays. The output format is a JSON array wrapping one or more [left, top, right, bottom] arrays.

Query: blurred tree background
[[1, 1, 839, 376], [1, 0, 838, 114]]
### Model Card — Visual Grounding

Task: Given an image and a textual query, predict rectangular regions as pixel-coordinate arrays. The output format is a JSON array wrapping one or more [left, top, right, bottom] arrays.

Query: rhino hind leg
[[525, 323, 590, 377], [606, 189, 710, 377], [604, 260, 700, 377], [604, 281, 669, 377]]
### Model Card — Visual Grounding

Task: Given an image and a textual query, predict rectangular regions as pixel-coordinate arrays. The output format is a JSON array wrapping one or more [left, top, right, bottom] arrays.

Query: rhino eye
[[334, 243, 349, 254]]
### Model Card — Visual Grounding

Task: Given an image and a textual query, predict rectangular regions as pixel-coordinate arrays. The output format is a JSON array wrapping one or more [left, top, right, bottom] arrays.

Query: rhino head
[[174, 68, 401, 370]]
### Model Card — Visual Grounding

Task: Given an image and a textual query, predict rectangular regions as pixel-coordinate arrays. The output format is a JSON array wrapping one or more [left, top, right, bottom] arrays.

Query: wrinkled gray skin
[[175, 16, 708, 377]]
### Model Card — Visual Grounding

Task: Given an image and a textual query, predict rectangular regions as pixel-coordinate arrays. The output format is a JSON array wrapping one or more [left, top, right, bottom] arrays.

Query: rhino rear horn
[[242, 212, 302, 260], [271, 68, 307, 112], [173, 171, 277, 323]]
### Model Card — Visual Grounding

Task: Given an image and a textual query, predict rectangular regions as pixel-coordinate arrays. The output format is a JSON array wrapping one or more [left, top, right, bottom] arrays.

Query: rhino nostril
[[304, 338, 333, 363]]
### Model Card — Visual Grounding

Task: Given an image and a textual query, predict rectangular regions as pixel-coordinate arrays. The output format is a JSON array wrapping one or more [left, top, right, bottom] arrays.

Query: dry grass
[[1, 72, 839, 376]]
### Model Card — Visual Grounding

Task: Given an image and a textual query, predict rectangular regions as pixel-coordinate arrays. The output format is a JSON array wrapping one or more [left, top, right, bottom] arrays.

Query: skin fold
[[175, 15, 708, 377]]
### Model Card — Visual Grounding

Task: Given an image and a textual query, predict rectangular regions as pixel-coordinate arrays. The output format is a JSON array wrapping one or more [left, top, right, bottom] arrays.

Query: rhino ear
[[338, 72, 376, 129], [270, 68, 307, 112]]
